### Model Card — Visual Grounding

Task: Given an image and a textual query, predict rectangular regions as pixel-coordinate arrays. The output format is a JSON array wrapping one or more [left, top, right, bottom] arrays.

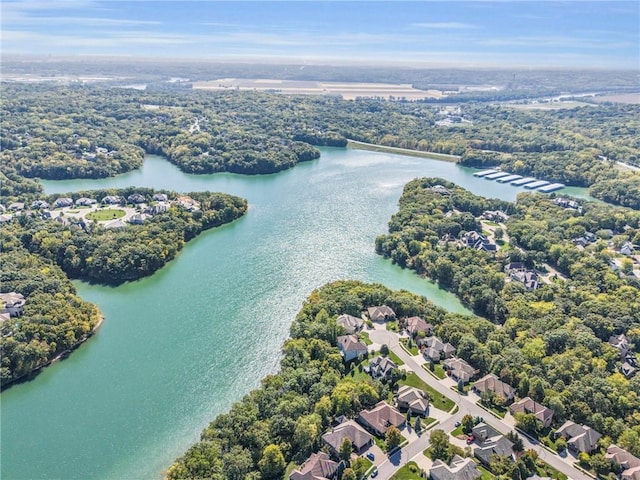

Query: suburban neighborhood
[[287, 305, 638, 480]]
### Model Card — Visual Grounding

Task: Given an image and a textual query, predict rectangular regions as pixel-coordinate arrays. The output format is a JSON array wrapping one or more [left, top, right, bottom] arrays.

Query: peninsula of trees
[[375, 178, 640, 447], [2, 83, 639, 207], [1, 188, 247, 386]]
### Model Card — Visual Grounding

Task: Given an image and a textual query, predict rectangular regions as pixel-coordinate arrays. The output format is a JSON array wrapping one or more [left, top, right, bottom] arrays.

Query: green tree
[[429, 429, 450, 460], [257, 444, 285, 480], [385, 425, 403, 451], [340, 438, 353, 462], [342, 468, 357, 480], [461, 414, 475, 434], [222, 446, 253, 480]]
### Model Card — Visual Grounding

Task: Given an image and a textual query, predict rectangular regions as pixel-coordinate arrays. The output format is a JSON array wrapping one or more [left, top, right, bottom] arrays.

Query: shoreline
[[1, 313, 104, 391], [346, 139, 461, 163]]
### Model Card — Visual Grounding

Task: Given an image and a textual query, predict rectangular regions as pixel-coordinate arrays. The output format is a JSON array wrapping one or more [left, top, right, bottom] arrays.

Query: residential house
[[0, 292, 26, 317], [152, 193, 169, 202], [504, 262, 526, 273], [103, 219, 127, 229], [146, 202, 170, 216], [608, 334, 637, 377], [41, 210, 52, 220], [8, 202, 24, 211], [357, 401, 406, 436], [509, 397, 554, 429], [418, 336, 455, 362], [443, 357, 476, 384], [431, 185, 451, 195], [336, 335, 368, 362], [53, 197, 73, 208], [473, 374, 516, 403], [621, 360, 637, 378], [367, 356, 397, 381], [462, 231, 497, 253], [395, 385, 429, 416], [481, 210, 509, 223], [129, 213, 148, 225], [0, 312, 10, 323], [609, 333, 630, 357], [605, 445, 640, 480], [471, 423, 500, 443], [101, 195, 123, 205], [31, 200, 50, 210], [509, 269, 540, 291], [405, 316, 433, 337], [321, 419, 373, 456], [474, 431, 515, 467], [289, 452, 338, 480], [367, 305, 396, 322], [127, 193, 146, 204], [0, 214, 12, 223], [75, 197, 97, 206], [336, 314, 364, 334], [177, 196, 200, 211], [572, 237, 588, 249], [555, 421, 601, 453], [553, 198, 581, 211], [430, 455, 482, 480], [621, 242, 634, 256]]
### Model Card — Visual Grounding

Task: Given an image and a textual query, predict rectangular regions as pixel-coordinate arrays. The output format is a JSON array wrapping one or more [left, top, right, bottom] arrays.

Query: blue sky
[[1, 1, 638, 68]]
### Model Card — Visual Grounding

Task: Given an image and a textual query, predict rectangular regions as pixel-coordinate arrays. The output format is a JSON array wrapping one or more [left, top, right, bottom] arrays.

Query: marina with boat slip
[[473, 169, 565, 192]]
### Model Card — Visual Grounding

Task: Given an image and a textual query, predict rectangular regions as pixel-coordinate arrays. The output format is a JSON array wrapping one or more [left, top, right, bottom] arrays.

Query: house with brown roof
[[405, 316, 433, 337], [290, 452, 338, 480], [443, 357, 476, 384], [357, 401, 406, 436], [336, 314, 364, 334], [367, 305, 396, 322], [395, 385, 429, 416], [556, 421, 601, 453], [336, 335, 368, 362], [430, 455, 482, 480], [0, 292, 26, 317], [510, 397, 554, 428], [473, 374, 515, 403], [322, 419, 373, 456], [605, 445, 640, 480]]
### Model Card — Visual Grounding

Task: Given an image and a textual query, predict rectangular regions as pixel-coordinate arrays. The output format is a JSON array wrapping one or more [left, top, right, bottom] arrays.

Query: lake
[[0, 148, 590, 479]]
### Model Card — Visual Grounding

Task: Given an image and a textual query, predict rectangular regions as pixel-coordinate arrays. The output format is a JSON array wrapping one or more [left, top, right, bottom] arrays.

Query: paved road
[[368, 328, 591, 480]]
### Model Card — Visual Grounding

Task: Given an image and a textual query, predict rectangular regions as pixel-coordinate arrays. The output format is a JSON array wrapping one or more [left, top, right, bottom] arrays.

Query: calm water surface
[[1, 148, 590, 479]]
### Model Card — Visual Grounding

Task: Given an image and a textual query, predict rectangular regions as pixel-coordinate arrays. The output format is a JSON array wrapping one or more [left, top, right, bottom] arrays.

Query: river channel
[[1, 148, 590, 479]]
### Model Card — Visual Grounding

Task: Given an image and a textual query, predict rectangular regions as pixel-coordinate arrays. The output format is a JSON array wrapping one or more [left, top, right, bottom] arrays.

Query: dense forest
[[0, 188, 246, 385], [2, 83, 639, 207], [166, 280, 459, 480], [0, 248, 101, 385], [375, 178, 640, 447]]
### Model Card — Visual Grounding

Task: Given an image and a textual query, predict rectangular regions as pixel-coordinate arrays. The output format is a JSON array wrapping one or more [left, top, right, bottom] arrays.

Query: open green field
[[86, 209, 126, 221]]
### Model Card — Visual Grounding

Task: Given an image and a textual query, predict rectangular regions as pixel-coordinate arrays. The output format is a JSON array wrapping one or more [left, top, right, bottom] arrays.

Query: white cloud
[[412, 22, 478, 29]]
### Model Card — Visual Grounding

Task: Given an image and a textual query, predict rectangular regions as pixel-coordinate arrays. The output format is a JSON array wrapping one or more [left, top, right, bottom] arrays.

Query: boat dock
[[524, 180, 550, 189], [538, 183, 565, 193], [510, 177, 536, 186], [471, 169, 565, 192], [473, 169, 498, 177], [484, 171, 512, 180], [496, 174, 523, 183]]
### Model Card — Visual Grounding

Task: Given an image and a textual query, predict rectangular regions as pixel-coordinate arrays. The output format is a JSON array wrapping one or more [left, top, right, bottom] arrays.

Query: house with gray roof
[[152, 193, 169, 202], [336, 335, 368, 362], [0, 292, 26, 317], [53, 197, 74, 208], [127, 193, 146, 204], [101, 195, 123, 205], [430, 455, 482, 480], [357, 401, 405, 436], [556, 421, 601, 453], [367, 356, 398, 381], [31, 200, 50, 210], [76, 197, 97, 206], [474, 434, 515, 466], [367, 305, 396, 322], [606, 445, 640, 480], [510, 397, 554, 428], [418, 336, 455, 361], [336, 314, 364, 334], [322, 419, 373, 456], [395, 385, 429, 416], [473, 374, 515, 403], [8, 202, 24, 211], [289, 452, 338, 480], [443, 357, 476, 384]]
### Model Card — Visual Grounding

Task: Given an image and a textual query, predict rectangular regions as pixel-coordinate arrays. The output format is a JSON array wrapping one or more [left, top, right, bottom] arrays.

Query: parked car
[[366, 452, 375, 461], [454, 421, 461, 427], [466, 435, 475, 444], [371, 468, 379, 478]]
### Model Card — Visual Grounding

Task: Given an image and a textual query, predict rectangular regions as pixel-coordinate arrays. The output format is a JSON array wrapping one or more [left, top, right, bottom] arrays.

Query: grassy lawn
[[400, 338, 419, 355], [450, 425, 464, 437], [360, 331, 373, 345], [283, 461, 298, 479], [478, 465, 496, 480], [478, 401, 506, 418], [373, 436, 386, 451], [387, 350, 405, 366], [86, 209, 126, 221], [420, 417, 438, 430], [540, 435, 559, 452], [386, 320, 399, 332], [390, 461, 423, 480], [537, 461, 568, 480], [400, 372, 454, 411]]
